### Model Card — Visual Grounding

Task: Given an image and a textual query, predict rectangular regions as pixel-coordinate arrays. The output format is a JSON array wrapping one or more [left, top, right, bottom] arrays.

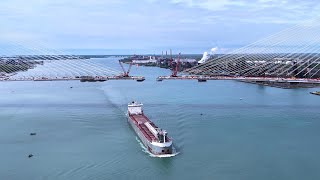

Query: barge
[[310, 91, 320, 96], [127, 101, 173, 155]]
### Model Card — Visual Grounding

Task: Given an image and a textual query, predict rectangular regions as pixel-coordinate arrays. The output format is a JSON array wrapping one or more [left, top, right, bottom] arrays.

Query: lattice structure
[[0, 39, 122, 81], [185, 20, 320, 79]]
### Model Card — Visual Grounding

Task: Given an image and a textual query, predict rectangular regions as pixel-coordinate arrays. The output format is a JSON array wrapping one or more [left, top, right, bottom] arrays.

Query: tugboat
[[196, 75, 207, 82], [310, 91, 320, 96], [198, 78, 207, 82], [127, 101, 173, 155]]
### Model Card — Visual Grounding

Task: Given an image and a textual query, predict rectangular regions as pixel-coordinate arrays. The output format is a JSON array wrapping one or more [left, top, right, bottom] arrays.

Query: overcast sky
[[0, 0, 319, 54]]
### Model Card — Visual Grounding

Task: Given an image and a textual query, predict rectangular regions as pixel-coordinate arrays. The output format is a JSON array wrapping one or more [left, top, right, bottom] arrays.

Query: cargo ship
[[127, 101, 173, 155]]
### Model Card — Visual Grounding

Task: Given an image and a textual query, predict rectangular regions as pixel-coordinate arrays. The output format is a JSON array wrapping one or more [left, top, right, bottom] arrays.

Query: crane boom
[[118, 60, 132, 77], [127, 63, 133, 76], [119, 60, 126, 74], [171, 53, 180, 77]]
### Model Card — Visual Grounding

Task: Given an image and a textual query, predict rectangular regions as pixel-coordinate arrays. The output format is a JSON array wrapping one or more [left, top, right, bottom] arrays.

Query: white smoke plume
[[198, 47, 218, 64], [210, 47, 218, 54]]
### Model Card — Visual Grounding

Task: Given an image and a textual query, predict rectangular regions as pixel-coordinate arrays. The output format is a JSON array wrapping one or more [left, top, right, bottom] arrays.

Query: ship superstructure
[[127, 101, 173, 155]]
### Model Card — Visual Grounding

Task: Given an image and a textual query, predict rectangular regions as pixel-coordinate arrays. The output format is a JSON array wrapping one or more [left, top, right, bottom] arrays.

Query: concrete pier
[[156, 75, 320, 88]]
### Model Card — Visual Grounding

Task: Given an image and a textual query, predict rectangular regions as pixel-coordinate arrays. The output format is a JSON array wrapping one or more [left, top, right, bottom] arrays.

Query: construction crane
[[119, 60, 133, 77], [171, 53, 181, 77]]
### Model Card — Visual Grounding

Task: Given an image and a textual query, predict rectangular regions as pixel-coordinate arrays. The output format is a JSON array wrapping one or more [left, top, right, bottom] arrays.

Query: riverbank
[[119, 54, 202, 71], [0, 60, 43, 73], [241, 80, 320, 89]]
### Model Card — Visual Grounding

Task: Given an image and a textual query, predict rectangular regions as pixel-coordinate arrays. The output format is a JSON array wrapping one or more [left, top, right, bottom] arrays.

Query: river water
[[1, 57, 320, 180]]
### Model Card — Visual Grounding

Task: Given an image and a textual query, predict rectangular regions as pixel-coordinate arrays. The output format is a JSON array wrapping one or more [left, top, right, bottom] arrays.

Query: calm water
[[1, 57, 320, 180]]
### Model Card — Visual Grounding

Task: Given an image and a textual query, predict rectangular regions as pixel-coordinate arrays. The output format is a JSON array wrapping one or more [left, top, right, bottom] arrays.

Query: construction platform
[[156, 75, 320, 88]]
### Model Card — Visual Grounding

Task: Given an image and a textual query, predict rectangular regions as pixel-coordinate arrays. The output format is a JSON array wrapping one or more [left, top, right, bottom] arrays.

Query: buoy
[[200, 113, 203, 116]]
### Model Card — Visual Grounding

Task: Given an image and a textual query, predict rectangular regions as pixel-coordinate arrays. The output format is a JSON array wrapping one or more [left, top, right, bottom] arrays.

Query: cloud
[[0, 0, 319, 54], [168, 0, 320, 24]]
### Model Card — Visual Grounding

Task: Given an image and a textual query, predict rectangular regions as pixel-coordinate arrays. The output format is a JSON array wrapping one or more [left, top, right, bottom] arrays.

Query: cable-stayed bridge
[[184, 20, 320, 79], [2, 19, 320, 87], [155, 19, 320, 87], [0, 40, 144, 82]]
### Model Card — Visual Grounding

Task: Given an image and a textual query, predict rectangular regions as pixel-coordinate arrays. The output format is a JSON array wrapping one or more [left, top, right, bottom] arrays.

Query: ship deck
[[129, 114, 160, 142]]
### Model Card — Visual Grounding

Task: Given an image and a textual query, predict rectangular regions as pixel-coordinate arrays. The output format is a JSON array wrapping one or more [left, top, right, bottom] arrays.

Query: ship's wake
[[100, 85, 180, 158], [135, 137, 180, 158]]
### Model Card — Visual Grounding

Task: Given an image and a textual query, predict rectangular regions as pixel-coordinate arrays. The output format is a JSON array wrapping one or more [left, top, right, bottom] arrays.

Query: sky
[[0, 0, 320, 54]]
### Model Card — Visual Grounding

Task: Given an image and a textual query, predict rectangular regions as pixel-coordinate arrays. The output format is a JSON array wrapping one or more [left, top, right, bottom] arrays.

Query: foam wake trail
[[97, 85, 128, 117], [99, 84, 180, 157]]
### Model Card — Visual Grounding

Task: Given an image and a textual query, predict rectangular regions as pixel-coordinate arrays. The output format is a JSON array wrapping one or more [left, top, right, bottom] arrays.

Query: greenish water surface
[[1, 57, 320, 180]]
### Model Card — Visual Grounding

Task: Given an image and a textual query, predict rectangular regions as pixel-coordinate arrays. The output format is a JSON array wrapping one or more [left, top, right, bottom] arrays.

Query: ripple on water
[[51, 150, 130, 179]]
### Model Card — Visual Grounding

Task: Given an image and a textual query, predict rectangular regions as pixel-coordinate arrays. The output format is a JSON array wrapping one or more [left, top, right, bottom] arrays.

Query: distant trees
[[0, 64, 29, 73]]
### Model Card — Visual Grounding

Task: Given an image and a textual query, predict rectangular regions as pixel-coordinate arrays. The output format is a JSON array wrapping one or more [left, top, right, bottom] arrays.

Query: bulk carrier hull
[[127, 102, 173, 156]]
